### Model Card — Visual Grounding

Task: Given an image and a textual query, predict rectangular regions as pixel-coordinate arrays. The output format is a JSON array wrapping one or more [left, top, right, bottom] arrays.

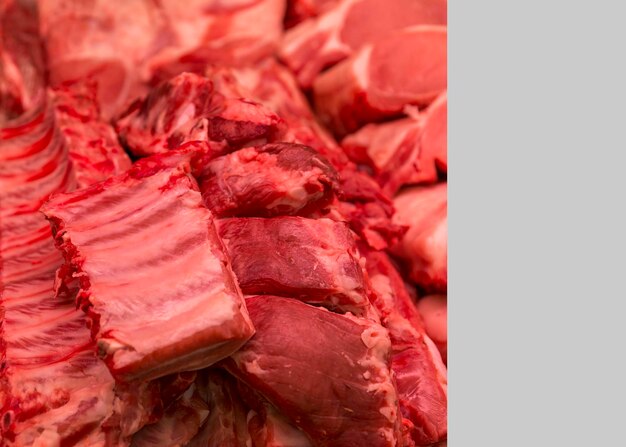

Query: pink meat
[[284, 0, 340, 28], [392, 183, 448, 292], [223, 295, 403, 447], [51, 80, 132, 188], [342, 91, 447, 195], [417, 295, 447, 364], [194, 143, 339, 217], [116, 72, 284, 157], [148, 0, 286, 78], [363, 249, 448, 445], [0, 97, 158, 445], [217, 217, 372, 314], [281, 0, 446, 88], [313, 25, 447, 136], [37, 0, 173, 119], [41, 152, 255, 383]]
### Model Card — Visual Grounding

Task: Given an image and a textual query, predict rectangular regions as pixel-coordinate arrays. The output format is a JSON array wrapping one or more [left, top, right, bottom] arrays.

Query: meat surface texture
[[342, 90, 447, 195], [417, 295, 447, 364], [313, 25, 447, 136], [195, 142, 339, 217], [52, 80, 132, 188], [0, 97, 156, 445], [223, 295, 402, 447], [116, 72, 284, 157], [41, 152, 255, 382], [217, 216, 371, 314], [280, 0, 447, 88], [363, 249, 448, 445], [392, 183, 448, 292]]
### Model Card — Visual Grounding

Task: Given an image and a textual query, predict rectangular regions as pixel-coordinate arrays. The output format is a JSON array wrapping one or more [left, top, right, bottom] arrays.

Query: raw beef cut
[[116, 72, 284, 157], [222, 295, 403, 447], [0, 97, 157, 445], [41, 152, 255, 382], [37, 0, 172, 119], [342, 91, 447, 195], [417, 295, 447, 364], [194, 142, 339, 217], [280, 0, 447, 88], [52, 80, 132, 188], [392, 183, 448, 292], [186, 370, 251, 447], [217, 217, 372, 314], [363, 249, 448, 445], [313, 25, 447, 136]]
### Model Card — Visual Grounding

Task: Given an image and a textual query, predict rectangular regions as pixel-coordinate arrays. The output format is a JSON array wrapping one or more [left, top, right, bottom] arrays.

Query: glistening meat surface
[[41, 152, 255, 382]]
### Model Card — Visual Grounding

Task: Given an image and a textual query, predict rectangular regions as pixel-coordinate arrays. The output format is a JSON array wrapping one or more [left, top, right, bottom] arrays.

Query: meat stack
[[0, 0, 448, 446]]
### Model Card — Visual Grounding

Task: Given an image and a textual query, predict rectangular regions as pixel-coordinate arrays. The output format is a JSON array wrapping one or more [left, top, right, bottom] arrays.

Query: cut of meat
[[41, 151, 255, 382], [187, 370, 251, 447], [342, 90, 447, 195], [284, 0, 340, 28], [417, 295, 447, 364], [52, 80, 132, 188], [0, 97, 157, 445], [149, 0, 286, 77], [362, 248, 447, 445], [0, 0, 45, 122], [131, 381, 209, 447], [313, 25, 447, 136], [222, 295, 402, 447], [280, 0, 447, 88], [115, 72, 284, 157], [391, 183, 447, 292], [217, 217, 371, 314], [37, 0, 173, 119], [194, 142, 339, 217]]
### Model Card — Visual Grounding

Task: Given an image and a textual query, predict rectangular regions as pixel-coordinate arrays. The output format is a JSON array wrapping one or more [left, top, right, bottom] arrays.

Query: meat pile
[[0, 0, 447, 446]]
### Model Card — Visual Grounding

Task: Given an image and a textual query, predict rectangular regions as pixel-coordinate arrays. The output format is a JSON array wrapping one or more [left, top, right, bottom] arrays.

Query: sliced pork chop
[[281, 0, 447, 88], [222, 295, 403, 447], [313, 25, 447, 136], [392, 183, 448, 292], [116, 72, 284, 157], [41, 152, 255, 383], [217, 216, 372, 314], [194, 142, 339, 217], [0, 97, 157, 445]]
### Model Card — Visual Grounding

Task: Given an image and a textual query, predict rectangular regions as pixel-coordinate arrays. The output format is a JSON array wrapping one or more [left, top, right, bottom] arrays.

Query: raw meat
[[149, 0, 286, 77], [417, 295, 447, 364], [37, 0, 172, 119], [284, 0, 340, 28], [280, 0, 447, 88], [0, 0, 45, 122], [116, 72, 284, 157], [419, 90, 447, 174], [222, 295, 403, 447], [41, 152, 255, 382], [313, 25, 447, 136], [392, 183, 448, 292], [363, 249, 448, 445], [217, 217, 371, 314], [52, 80, 132, 188], [0, 98, 157, 445], [194, 142, 339, 217], [187, 370, 251, 447], [131, 381, 209, 447]]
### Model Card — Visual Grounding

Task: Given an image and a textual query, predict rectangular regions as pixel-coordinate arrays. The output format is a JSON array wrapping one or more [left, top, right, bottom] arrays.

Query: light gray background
[[451, 0, 626, 444]]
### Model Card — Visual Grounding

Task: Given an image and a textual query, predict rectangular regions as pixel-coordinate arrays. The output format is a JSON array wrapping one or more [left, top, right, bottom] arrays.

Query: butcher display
[[0, 0, 448, 445]]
